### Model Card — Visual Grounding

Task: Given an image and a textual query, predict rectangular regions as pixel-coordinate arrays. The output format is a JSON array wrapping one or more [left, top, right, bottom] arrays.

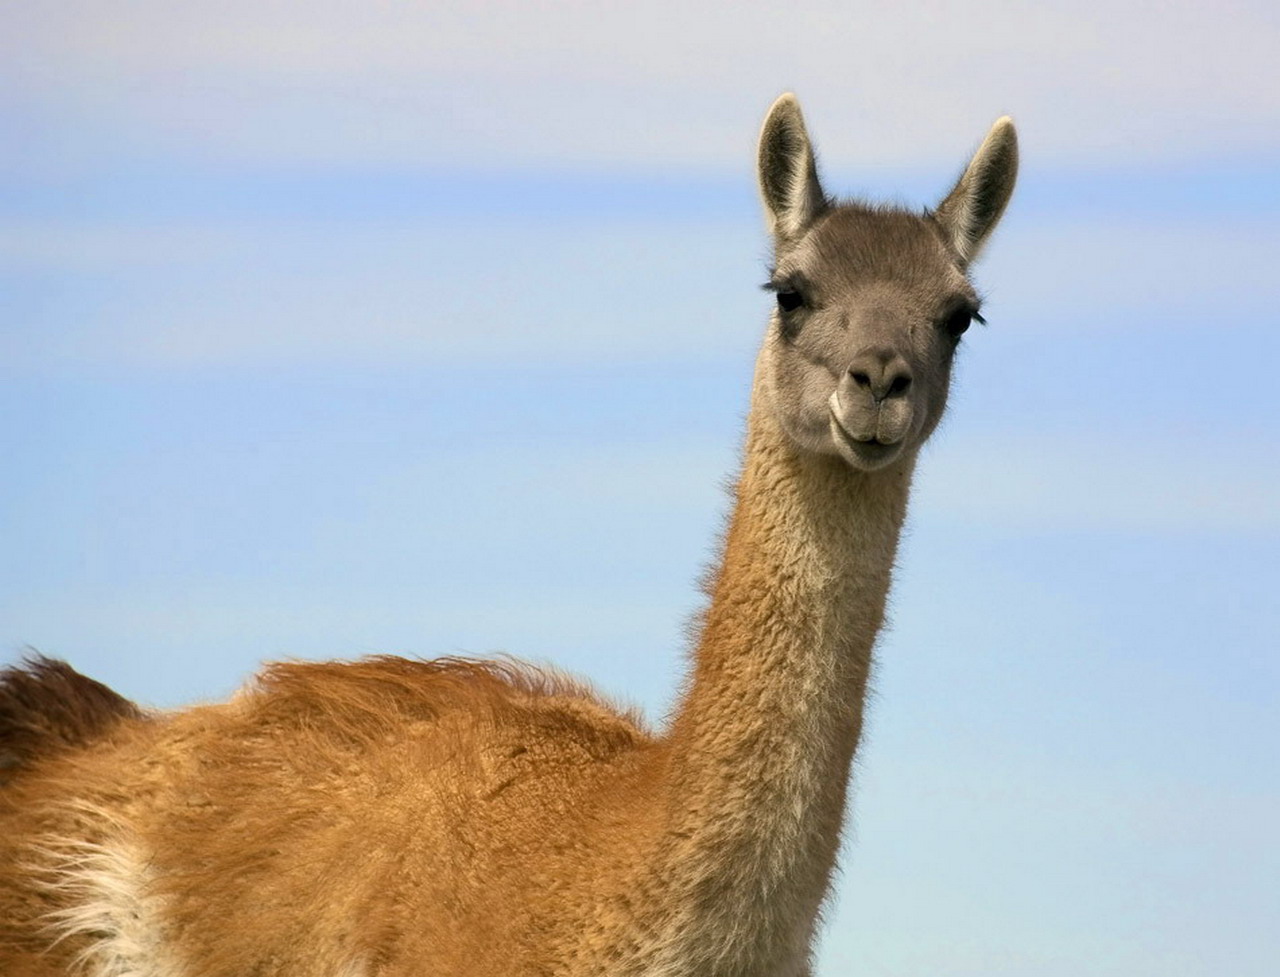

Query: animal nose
[[847, 348, 913, 402]]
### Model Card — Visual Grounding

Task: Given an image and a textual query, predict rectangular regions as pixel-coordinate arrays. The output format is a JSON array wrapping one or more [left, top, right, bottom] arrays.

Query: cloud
[[981, 218, 1280, 325], [0, 217, 763, 370], [915, 431, 1280, 535], [3, 211, 1275, 372], [3, 2, 1278, 172]]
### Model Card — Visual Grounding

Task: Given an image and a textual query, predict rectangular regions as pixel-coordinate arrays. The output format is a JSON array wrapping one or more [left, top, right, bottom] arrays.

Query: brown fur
[[0, 656, 143, 787], [0, 95, 1016, 976]]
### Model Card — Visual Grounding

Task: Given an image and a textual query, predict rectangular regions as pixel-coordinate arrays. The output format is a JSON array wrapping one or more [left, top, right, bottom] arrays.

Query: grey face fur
[[756, 94, 1018, 472]]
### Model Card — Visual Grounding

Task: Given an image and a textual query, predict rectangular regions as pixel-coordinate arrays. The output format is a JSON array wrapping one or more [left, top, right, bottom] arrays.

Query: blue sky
[[2, 3, 1278, 974]]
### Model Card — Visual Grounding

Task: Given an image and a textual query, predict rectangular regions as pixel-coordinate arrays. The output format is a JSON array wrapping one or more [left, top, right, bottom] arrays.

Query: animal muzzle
[[830, 372, 915, 446]]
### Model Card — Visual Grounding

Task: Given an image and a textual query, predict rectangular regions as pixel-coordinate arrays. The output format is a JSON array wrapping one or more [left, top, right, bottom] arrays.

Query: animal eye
[[942, 308, 972, 338], [776, 290, 804, 312]]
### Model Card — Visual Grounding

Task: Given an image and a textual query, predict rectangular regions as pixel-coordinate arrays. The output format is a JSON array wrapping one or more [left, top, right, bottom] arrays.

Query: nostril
[[850, 370, 871, 388], [887, 373, 912, 396]]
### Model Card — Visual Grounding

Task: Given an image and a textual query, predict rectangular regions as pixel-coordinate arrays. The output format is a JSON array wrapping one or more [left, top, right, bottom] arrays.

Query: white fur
[[28, 808, 181, 977]]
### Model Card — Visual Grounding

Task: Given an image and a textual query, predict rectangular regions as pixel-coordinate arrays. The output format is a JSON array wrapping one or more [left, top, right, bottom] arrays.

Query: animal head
[[755, 94, 1017, 472]]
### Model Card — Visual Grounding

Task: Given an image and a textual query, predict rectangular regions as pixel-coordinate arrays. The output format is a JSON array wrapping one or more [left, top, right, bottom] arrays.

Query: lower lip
[[831, 414, 887, 449]]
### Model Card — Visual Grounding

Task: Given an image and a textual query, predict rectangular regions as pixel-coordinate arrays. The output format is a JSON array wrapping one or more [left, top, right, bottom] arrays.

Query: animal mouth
[[829, 408, 903, 468], [830, 410, 890, 449]]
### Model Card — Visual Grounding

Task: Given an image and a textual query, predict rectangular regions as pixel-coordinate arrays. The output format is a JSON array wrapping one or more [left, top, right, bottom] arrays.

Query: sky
[[2, 2, 1278, 974]]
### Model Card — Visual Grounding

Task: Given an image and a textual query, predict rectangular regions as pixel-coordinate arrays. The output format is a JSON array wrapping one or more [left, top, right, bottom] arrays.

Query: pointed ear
[[757, 93, 827, 240], [934, 116, 1018, 265]]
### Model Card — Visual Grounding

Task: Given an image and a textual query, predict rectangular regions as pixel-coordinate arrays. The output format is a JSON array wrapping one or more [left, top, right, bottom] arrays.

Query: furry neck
[[651, 379, 915, 974]]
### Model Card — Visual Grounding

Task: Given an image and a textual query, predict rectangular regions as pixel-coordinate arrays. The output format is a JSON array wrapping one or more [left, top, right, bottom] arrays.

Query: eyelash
[[942, 308, 986, 339], [776, 290, 804, 312], [763, 278, 807, 312]]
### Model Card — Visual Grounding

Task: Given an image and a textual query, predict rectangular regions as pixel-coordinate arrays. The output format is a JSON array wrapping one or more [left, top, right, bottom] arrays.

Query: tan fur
[[0, 96, 1016, 976]]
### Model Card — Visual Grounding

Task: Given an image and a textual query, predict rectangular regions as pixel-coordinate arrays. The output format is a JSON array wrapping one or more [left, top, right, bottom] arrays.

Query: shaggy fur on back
[[0, 656, 655, 976], [0, 656, 143, 787]]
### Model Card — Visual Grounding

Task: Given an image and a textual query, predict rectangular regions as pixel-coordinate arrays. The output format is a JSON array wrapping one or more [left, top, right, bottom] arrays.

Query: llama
[[0, 93, 1017, 976]]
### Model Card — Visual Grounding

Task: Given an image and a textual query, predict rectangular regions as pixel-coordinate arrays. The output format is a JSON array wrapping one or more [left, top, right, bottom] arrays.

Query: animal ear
[[934, 116, 1018, 265], [757, 93, 827, 240]]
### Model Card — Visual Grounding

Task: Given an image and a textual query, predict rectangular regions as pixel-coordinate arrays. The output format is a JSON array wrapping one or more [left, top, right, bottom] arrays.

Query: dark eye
[[942, 308, 973, 339], [776, 290, 804, 312]]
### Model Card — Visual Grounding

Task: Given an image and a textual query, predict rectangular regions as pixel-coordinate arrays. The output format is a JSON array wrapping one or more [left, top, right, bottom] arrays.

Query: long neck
[[650, 390, 914, 973]]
